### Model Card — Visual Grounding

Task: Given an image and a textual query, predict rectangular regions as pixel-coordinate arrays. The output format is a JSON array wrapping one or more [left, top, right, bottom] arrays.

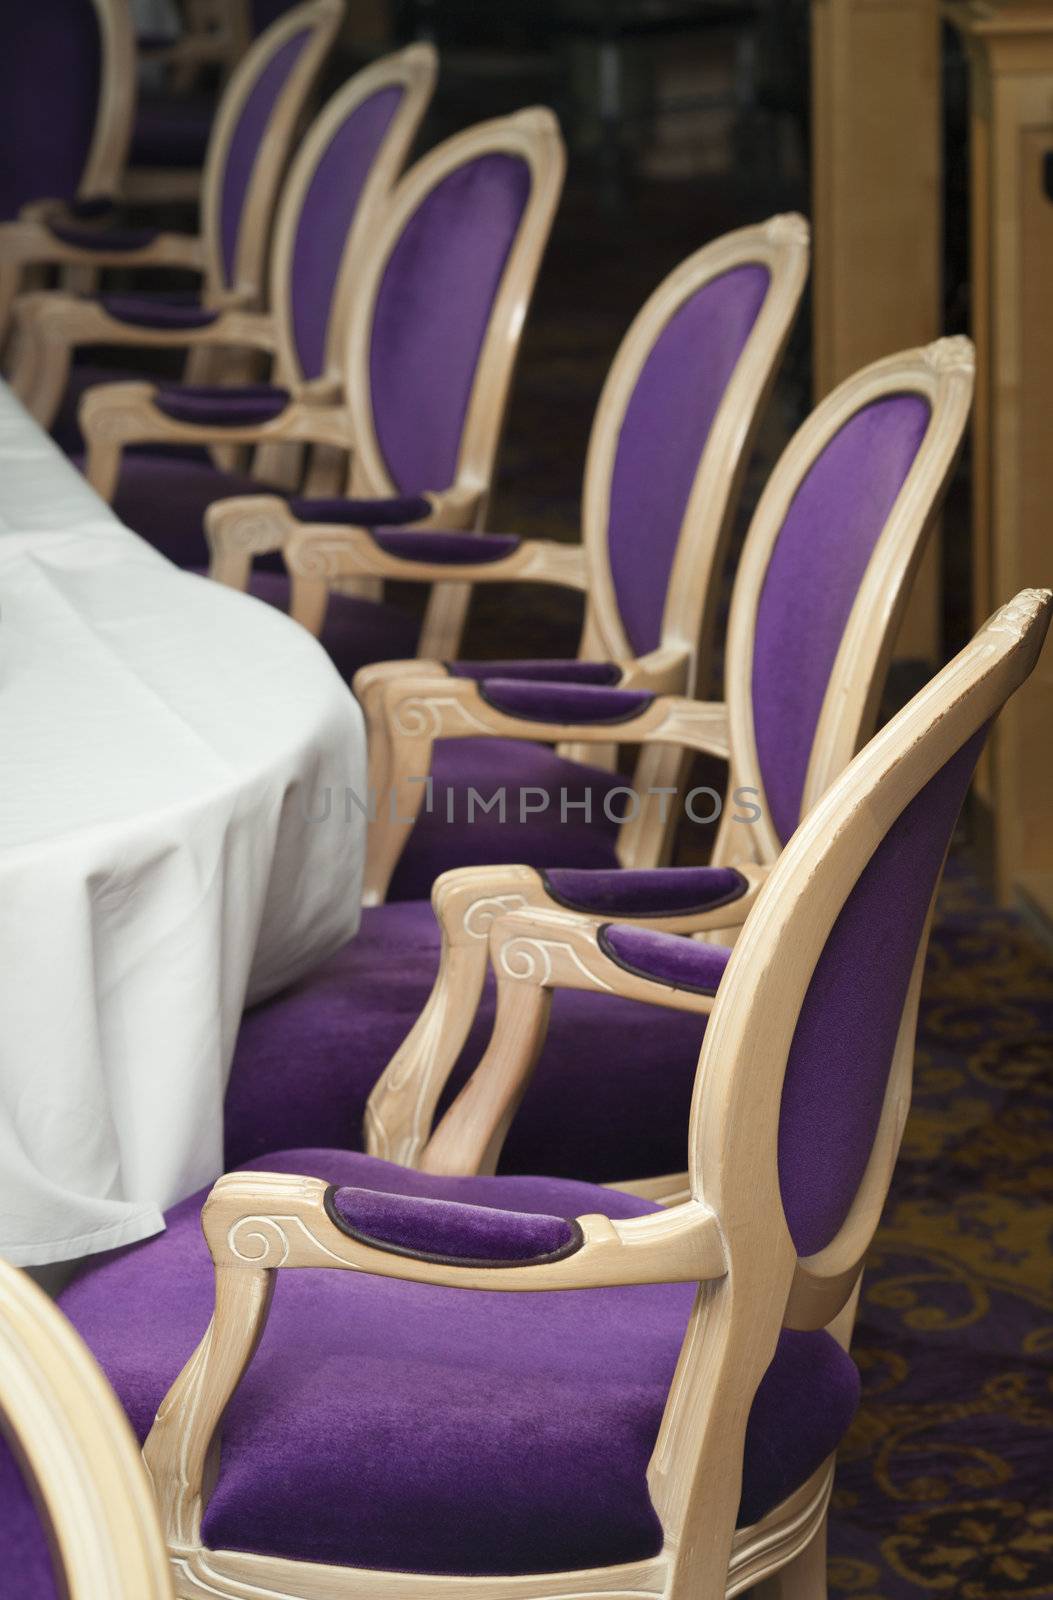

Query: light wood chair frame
[[135, 589, 1050, 1600], [1, 0, 342, 355], [13, 38, 437, 478], [210, 213, 808, 688], [0, 1259, 174, 1599], [357, 338, 974, 1180], [356, 336, 976, 912], [71, 107, 566, 659]]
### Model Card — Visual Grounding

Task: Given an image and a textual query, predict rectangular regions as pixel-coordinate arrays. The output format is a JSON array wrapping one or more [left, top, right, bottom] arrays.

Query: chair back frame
[[0, 1259, 174, 1599], [266, 44, 438, 392], [81, 0, 138, 206], [196, 0, 343, 306], [578, 214, 810, 696], [631, 336, 976, 873]]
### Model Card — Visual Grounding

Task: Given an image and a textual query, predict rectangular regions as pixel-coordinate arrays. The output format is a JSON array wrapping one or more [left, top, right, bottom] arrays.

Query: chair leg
[[751, 1515, 827, 1600]]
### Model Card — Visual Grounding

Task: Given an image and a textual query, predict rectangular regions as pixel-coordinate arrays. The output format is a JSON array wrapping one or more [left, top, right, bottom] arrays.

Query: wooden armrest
[[140, 1168, 723, 1547], [15, 291, 276, 353], [0, 215, 207, 273], [82, 384, 352, 500], [285, 522, 589, 591]]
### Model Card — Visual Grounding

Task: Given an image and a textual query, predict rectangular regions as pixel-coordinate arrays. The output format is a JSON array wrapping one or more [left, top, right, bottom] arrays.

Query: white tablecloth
[[0, 384, 366, 1265]]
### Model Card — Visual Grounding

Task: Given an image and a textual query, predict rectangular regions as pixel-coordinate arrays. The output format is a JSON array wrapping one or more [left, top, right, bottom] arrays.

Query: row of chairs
[[3, 5, 1052, 1599]]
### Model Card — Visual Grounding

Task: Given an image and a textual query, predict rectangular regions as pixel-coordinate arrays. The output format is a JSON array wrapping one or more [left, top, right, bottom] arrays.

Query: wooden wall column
[[811, 0, 943, 661], [947, 1, 1053, 914]]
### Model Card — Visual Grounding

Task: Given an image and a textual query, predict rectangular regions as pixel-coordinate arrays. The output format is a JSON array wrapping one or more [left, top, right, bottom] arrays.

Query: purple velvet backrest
[[368, 152, 534, 496], [215, 24, 315, 288], [287, 86, 405, 380], [777, 725, 986, 1256], [751, 394, 933, 844], [0, 1, 101, 219], [607, 264, 772, 657]]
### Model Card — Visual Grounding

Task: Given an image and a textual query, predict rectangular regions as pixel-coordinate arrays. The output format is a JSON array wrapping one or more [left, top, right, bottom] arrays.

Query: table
[[0, 383, 366, 1266]]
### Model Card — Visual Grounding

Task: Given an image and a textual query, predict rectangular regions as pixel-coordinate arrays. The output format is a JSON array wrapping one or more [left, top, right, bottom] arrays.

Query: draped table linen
[[0, 382, 365, 1264]]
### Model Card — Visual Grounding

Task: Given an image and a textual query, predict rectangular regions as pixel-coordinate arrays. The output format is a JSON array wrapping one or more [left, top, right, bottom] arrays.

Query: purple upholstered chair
[[0, 1260, 174, 1600], [0, 0, 135, 227], [220, 339, 974, 1188], [4, 589, 1045, 1598], [74, 107, 567, 671], [235, 211, 806, 761], [5, 0, 343, 438]]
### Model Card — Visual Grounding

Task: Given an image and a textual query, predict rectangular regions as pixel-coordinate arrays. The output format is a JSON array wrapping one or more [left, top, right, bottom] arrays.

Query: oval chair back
[[339, 107, 566, 653], [619, 337, 976, 873], [0, 1259, 174, 1599], [195, 0, 343, 310], [648, 589, 1052, 1589], [0, 0, 136, 221]]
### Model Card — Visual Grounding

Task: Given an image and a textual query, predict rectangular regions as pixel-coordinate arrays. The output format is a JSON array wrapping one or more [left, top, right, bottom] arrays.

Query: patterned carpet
[[828, 851, 1053, 1599]]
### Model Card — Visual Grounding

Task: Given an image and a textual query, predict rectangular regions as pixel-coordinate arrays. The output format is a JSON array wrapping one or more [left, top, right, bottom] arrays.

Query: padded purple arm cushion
[[100, 293, 221, 330], [449, 659, 623, 685], [48, 221, 159, 251], [371, 529, 520, 564], [67, 194, 118, 220], [544, 866, 749, 917], [154, 383, 290, 426], [598, 924, 732, 995], [479, 679, 655, 725], [289, 494, 432, 526], [326, 1185, 584, 1266]]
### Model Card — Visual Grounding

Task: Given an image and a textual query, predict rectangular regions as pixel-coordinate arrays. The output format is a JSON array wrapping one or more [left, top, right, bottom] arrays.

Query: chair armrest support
[[285, 523, 589, 591], [15, 291, 277, 353], [0, 216, 207, 273]]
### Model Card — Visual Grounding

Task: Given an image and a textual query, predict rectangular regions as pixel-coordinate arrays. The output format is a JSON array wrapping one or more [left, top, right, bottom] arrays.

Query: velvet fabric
[[369, 153, 532, 494], [0, 1, 100, 219], [778, 727, 987, 1257], [244, 570, 421, 678], [289, 86, 403, 378], [371, 528, 520, 563], [289, 493, 431, 525], [329, 1183, 580, 1263], [108, 454, 288, 568], [599, 925, 732, 995], [478, 679, 654, 724], [67, 194, 116, 220], [223, 900, 707, 1182], [608, 263, 770, 655], [130, 95, 213, 169], [449, 659, 623, 684], [0, 1147, 858, 1578], [386, 739, 626, 900], [751, 394, 932, 844], [218, 29, 312, 286], [48, 221, 159, 252], [153, 382, 291, 427], [99, 292, 221, 330], [544, 864, 748, 916]]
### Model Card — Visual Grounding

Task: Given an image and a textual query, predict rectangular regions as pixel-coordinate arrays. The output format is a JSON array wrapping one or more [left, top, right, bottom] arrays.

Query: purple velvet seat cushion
[[372, 529, 520, 563], [778, 727, 987, 1257], [386, 739, 626, 900], [244, 570, 420, 679], [752, 394, 932, 844], [108, 453, 289, 568], [370, 152, 532, 495], [599, 924, 732, 995], [218, 29, 312, 285], [288, 85, 404, 379], [99, 292, 220, 330], [545, 865, 748, 917], [329, 1184, 581, 1264], [48, 221, 160, 251], [130, 94, 213, 169], [41, 1146, 857, 1575], [450, 659, 623, 685], [608, 262, 772, 656], [479, 679, 654, 724], [1, 2, 101, 220], [289, 493, 431, 526], [154, 382, 291, 427]]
